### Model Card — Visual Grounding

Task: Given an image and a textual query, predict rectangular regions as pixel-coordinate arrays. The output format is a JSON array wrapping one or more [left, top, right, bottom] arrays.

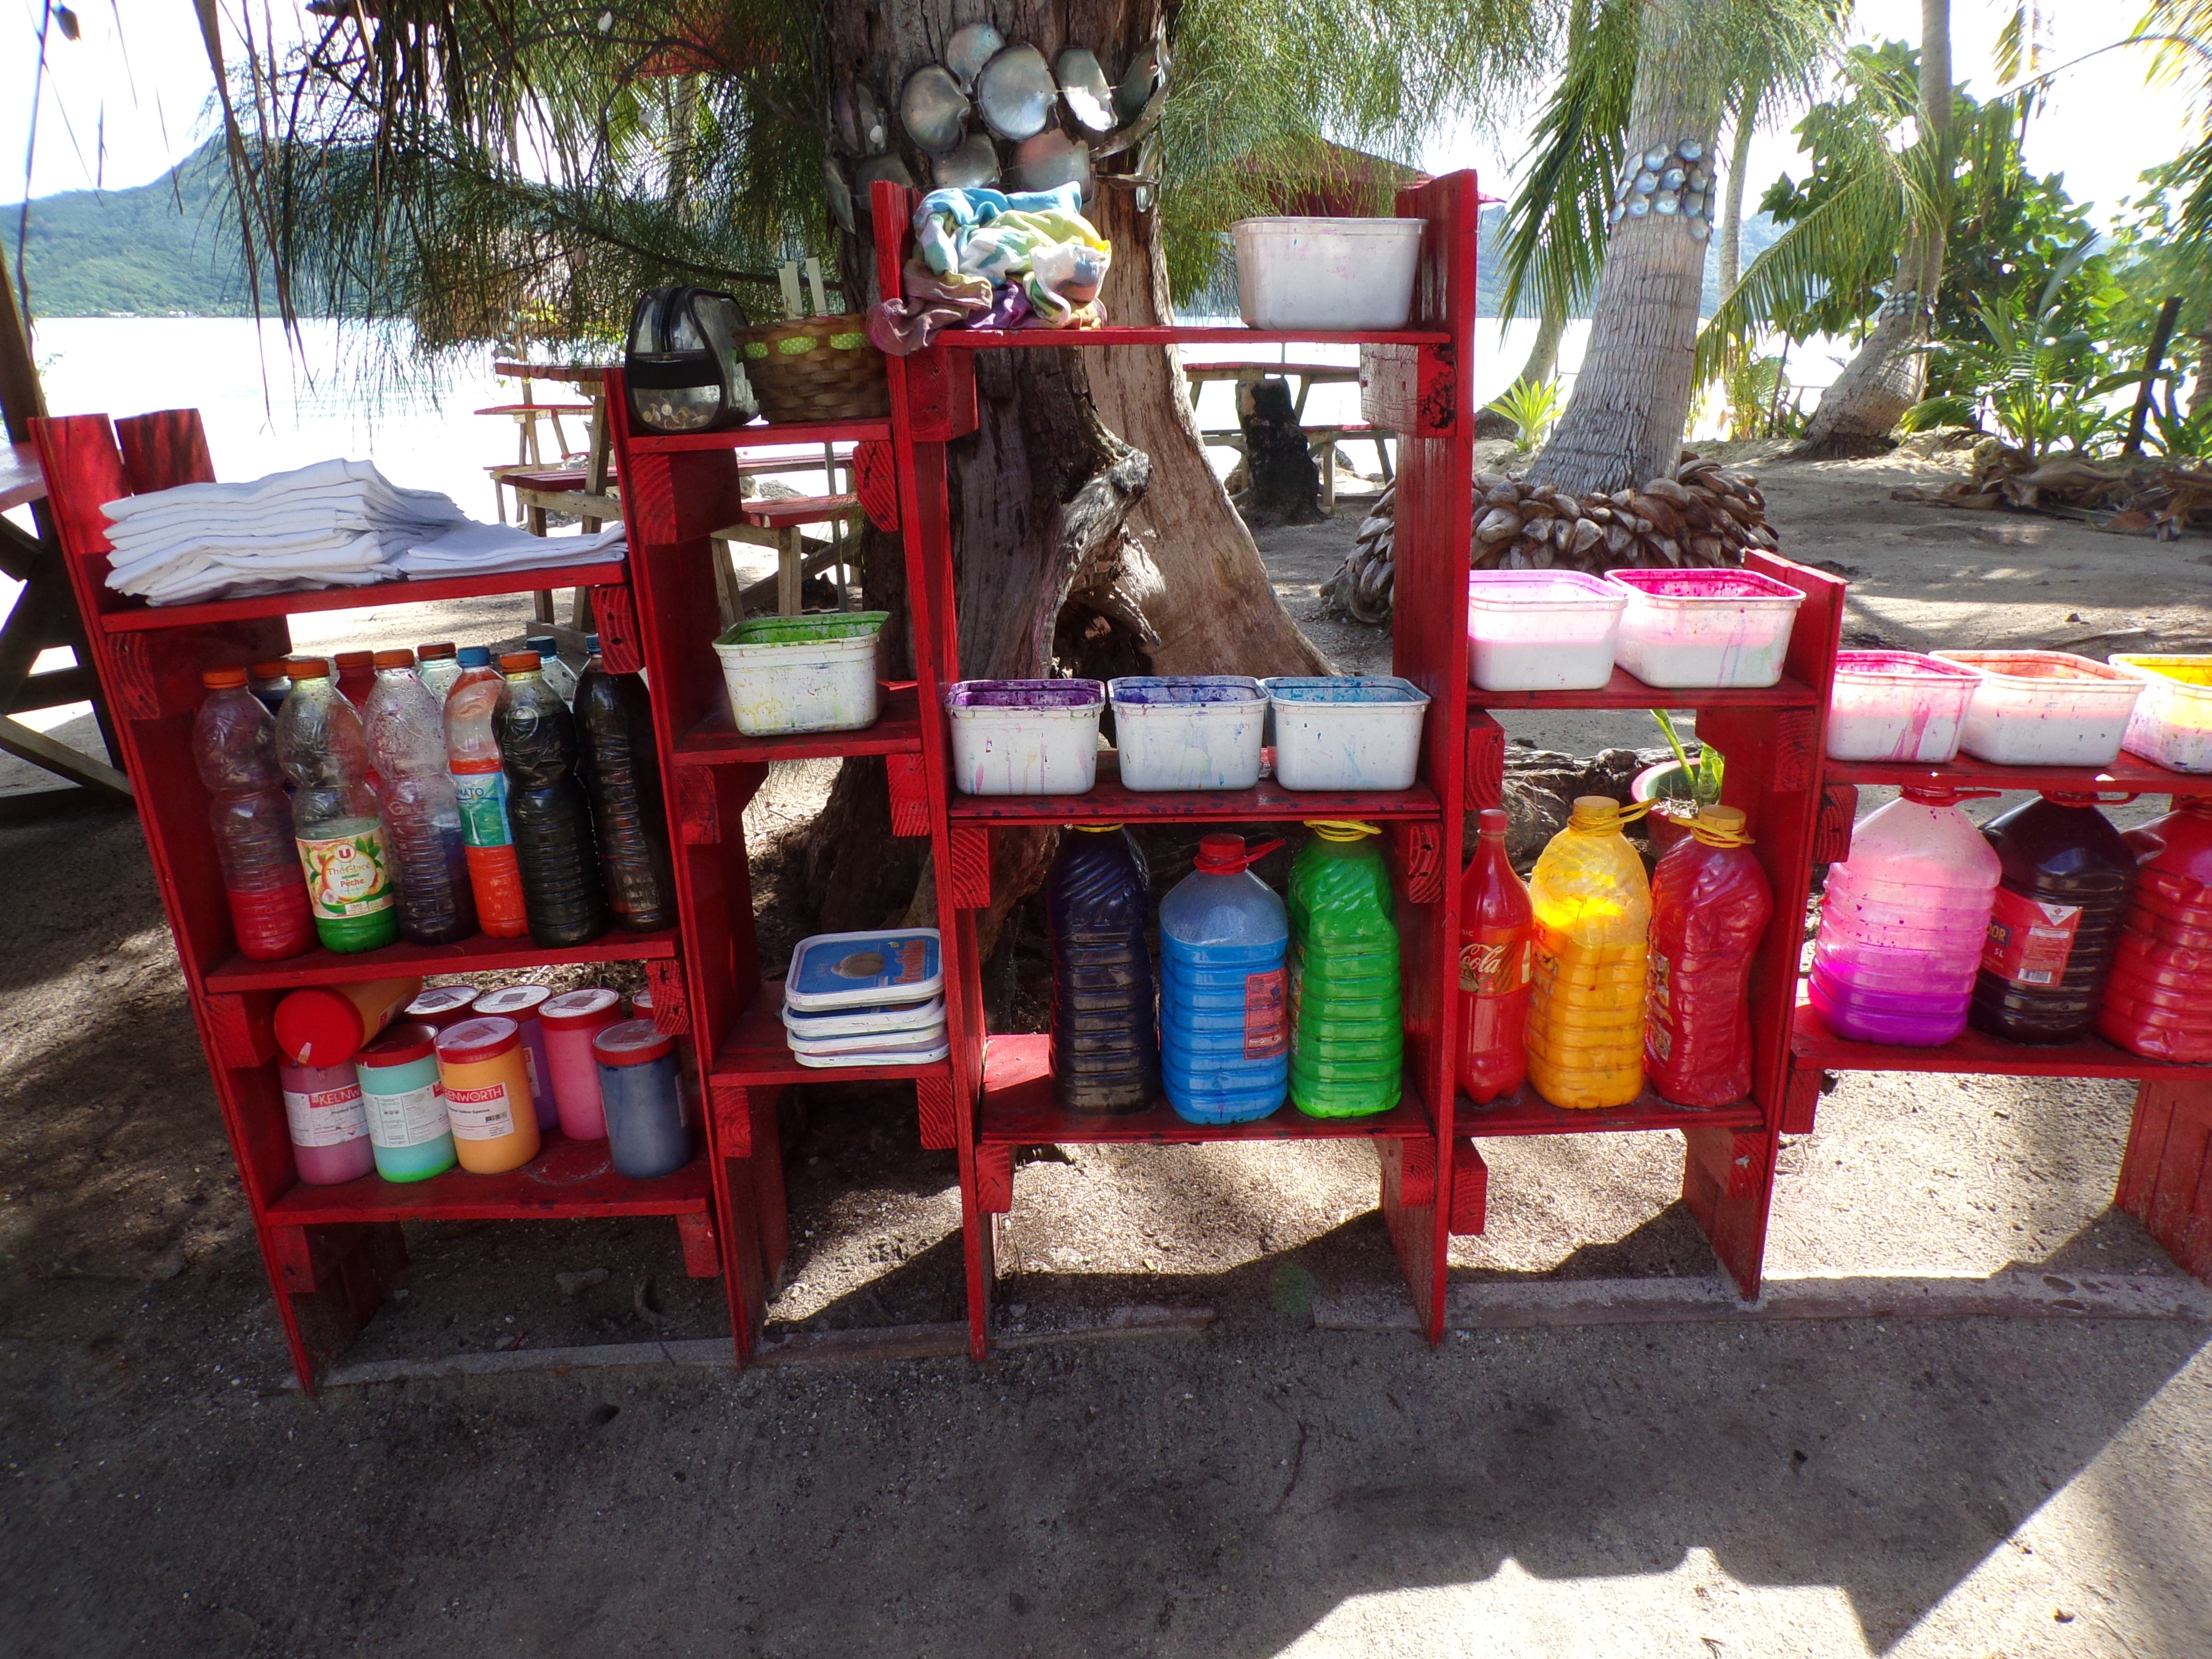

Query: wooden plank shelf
[[204, 926, 679, 994], [1792, 996, 2212, 1082], [267, 1136, 711, 1226], [1823, 750, 2212, 797], [625, 420, 890, 453], [710, 979, 950, 1086], [980, 1034, 1430, 1144], [1469, 668, 1821, 712], [948, 757, 1441, 826], [675, 682, 924, 766], [933, 325, 1449, 350], [97, 560, 630, 633], [1458, 1088, 1764, 1136]]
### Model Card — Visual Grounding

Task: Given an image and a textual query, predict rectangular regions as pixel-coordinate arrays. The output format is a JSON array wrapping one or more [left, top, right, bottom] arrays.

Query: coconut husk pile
[[1895, 444, 2212, 540], [1321, 454, 1779, 625]]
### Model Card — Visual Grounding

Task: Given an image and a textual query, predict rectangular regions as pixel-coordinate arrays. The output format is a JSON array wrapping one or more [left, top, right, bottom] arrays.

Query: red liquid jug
[[1969, 794, 2137, 1045], [2097, 797, 2212, 1062], [1456, 808, 1532, 1103], [1645, 805, 1773, 1106]]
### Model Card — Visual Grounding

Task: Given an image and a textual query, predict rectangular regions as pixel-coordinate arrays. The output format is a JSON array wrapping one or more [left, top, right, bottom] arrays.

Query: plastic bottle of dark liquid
[[1046, 825, 1159, 1113], [574, 635, 676, 933], [2098, 797, 2212, 1061], [494, 651, 606, 947], [1969, 793, 2138, 1044]]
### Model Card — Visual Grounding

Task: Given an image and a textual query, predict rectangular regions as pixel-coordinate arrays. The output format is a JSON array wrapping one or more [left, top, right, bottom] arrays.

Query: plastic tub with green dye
[[713, 611, 888, 736]]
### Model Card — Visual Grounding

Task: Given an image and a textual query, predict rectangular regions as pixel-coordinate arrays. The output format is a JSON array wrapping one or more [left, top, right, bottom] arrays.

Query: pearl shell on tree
[[855, 152, 915, 192], [853, 81, 890, 154], [1634, 171, 1659, 194], [975, 45, 1058, 141], [901, 65, 970, 155], [1654, 191, 1680, 215], [930, 132, 1000, 190], [1627, 195, 1651, 217], [1117, 43, 1163, 123], [1683, 191, 1707, 218], [1644, 144, 1669, 169], [1057, 48, 1116, 133], [1688, 216, 1711, 241], [1660, 166, 1685, 191], [1677, 139, 1704, 162], [1688, 166, 1711, 191], [945, 23, 1004, 91], [1013, 129, 1092, 197], [823, 156, 855, 230]]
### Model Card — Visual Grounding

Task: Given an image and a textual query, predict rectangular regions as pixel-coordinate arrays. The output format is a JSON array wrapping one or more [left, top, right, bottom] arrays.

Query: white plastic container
[[945, 679, 1106, 796], [1229, 217, 1426, 331], [713, 612, 886, 736], [1262, 676, 1431, 791], [1466, 571, 1626, 691], [1606, 568, 1806, 689], [793, 1037, 952, 1070], [787, 1020, 949, 1058], [1933, 650, 2147, 767], [2108, 655, 2212, 773], [1825, 650, 1983, 763], [1107, 676, 1267, 790], [784, 929, 944, 1012], [782, 995, 947, 1040]]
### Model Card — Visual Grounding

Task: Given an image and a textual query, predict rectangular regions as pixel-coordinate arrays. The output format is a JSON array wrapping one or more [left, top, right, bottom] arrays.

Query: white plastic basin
[[1606, 568, 1805, 689], [2109, 655, 2212, 774], [1826, 650, 1982, 763], [1229, 217, 1426, 331], [1933, 650, 2146, 767], [945, 679, 1106, 796], [1107, 676, 1267, 790], [1262, 676, 1430, 791], [1467, 570, 1626, 691], [713, 612, 885, 736]]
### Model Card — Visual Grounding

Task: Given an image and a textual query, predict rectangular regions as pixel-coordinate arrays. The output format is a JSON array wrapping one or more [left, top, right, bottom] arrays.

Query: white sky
[[3, 0, 2202, 226]]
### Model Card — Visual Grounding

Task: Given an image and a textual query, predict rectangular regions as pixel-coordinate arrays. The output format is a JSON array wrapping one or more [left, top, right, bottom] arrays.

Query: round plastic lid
[[358, 1022, 439, 1070], [593, 1018, 674, 1067], [457, 645, 492, 667], [1700, 805, 1747, 832], [273, 986, 373, 1066], [372, 648, 415, 669], [250, 660, 291, 680], [289, 657, 331, 679], [541, 987, 623, 1030], [1476, 808, 1508, 835], [1195, 833, 1252, 872], [417, 641, 457, 660], [436, 1015, 520, 1066], [335, 650, 374, 668], [500, 651, 541, 673], [473, 984, 552, 1021], [201, 666, 247, 690], [404, 986, 480, 1023], [526, 635, 557, 651], [585, 633, 601, 653], [631, 985, 655, 1011]]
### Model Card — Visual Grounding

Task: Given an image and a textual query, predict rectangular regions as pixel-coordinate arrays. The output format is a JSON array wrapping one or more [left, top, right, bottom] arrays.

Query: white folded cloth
[[397, 521, 626, 576]]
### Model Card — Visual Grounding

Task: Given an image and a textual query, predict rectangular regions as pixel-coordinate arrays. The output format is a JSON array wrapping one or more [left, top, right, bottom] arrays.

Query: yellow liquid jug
[[1524, 796, 1652, 1108]]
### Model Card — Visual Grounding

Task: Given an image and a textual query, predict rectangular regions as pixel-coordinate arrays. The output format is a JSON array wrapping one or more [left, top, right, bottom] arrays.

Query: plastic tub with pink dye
[[1932, 650, 2146, 767], [1825, 650, 1983, 763], [1605, 568, 1806, 688]]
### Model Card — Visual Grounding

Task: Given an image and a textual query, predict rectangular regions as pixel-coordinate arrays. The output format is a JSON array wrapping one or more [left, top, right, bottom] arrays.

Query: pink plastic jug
[[1809, 787, 2001, 1046]]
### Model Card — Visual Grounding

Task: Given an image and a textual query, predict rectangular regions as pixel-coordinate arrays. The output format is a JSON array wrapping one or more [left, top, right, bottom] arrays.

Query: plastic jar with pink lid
[[593, 1019, 690, 1178], [279, 1059, 375, 1184], [470, 984, 556, 1128], [403, 985, 481, 1032], [541, 988, 623, 1139], [434, 1016, 541, 1173]]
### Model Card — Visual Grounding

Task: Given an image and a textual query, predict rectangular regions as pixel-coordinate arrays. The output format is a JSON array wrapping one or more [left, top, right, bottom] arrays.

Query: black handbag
[[624, 287, 758, 433]]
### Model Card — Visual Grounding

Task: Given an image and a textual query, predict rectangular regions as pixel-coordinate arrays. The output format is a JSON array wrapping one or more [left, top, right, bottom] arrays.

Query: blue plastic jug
[[1158, 834, 1290, 1124], [1045, 825, 1159, 1113]]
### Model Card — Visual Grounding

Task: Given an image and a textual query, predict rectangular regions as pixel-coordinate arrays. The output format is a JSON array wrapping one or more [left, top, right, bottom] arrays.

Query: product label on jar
[[1460, 931, 1531, 996], [361, 1080, 449, 1148], [1242, 969, 1287, 1059], [450, 769, 514, 848], [1647, 952, 1677, 1051], [443, 1081, 519, 1140], [282, 1081, 367, 1147], [1982, 889, 2083, 986], [295, 829, 393, 919]]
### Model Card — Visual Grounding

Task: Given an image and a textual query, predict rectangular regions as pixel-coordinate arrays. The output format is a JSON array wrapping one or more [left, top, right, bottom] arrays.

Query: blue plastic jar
[[354, 1022, 457, 1182], [592, 1019, 691, 1178]]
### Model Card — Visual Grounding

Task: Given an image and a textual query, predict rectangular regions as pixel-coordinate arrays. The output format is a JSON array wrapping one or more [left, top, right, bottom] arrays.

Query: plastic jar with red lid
[[434, 1016, 541, 1173], [592, 1018, 689, 1178], [541, 988, 623, 1139], [470, 984, 556, 1128], [403, 985, 481, 1032]]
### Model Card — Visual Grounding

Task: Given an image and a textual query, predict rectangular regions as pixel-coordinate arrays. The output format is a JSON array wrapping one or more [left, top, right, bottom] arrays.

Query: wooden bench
[[1201, 421, 1394, 509], [709, 493, 865, 624]]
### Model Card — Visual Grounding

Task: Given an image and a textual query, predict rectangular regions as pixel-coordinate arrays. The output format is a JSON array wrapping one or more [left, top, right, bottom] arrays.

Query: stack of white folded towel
[[101, 457, 626, 606]]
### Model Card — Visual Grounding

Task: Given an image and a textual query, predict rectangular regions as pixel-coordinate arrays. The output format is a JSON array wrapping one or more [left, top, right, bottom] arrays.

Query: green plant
[[2147, 404, 2212, 460], [1650, 711, 1724, 805], [1483, 377, 1565, 448], [1721, 354, 1787, 439]]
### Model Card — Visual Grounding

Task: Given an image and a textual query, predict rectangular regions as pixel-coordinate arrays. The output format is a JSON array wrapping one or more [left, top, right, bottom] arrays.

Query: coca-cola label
[[1981, 888, 2083, 987], [1460, 931, 1529, 996], [1243, 969, 1287, 1059]]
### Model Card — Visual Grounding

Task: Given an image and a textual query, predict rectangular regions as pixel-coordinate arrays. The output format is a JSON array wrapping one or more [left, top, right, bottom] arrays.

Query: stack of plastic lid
[[783, 929, 948, 1068]]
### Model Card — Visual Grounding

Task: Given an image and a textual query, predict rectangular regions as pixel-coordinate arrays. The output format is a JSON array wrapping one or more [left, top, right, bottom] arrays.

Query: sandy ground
[[3, 452, 2211, 1657]]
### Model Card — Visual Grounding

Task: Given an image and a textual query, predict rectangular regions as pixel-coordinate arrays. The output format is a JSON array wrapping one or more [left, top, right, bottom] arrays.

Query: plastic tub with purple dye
[[1107, 676, 1267, 791], [945, 679, 1106, 796]]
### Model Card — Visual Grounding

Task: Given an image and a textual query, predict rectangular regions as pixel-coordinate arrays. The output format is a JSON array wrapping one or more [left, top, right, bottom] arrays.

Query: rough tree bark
[[1525, 0, 1729, 496], [1800, 0, 1952, 453], [1715, 73, 1763, 298]]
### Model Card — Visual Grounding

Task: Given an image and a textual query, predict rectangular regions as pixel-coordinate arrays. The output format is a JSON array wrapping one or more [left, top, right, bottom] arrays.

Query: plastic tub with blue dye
[[1262, 677, 1431, 792], [1107, 676, 1267, 791]]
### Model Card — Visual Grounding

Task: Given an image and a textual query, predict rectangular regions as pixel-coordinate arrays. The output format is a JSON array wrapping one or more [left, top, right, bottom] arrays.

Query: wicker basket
[[737, 314, 890, 423]]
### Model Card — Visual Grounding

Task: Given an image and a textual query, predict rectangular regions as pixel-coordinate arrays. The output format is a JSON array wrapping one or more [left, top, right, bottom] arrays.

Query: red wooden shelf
[[675, 682, 924, 766], [97, 561, 630, 633], [933, 325, 1450, 349], [625, 420, 890, 454], [979, 1034, 1431, 1144], [1458, 1087, 1763, 1136], [204, 926, 679, 993], [1792, 996, 2212, 1081], [266, 1134, 711, 1226], [1469, 668, 1821, 712], [1823, 749, 2212, 797], [948, 757, 1441, 826], [710, 979, 950, 1086]]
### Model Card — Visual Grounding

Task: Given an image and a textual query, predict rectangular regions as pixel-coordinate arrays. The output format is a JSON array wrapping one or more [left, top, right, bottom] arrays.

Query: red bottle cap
[[1476, 808, 1508, 835], [250, 660, 291, 681], [335, 650, 375, 669], [288, 657, 330, 679], [357, 1022, 439, 1070], [592, 1018, 674, 1068], [200, 666, 248, 690], [473, 985, 552, 1023], [274, 986, 375, 1067], [436, 1016, 521, 1066], [372, 648, 416, 669], [1193, 833, 1284, 874], [403, 986, 481, 1029], [500, 651, 542, 673], [416, 641, 457, 661], [541, 987, 623, 1030]]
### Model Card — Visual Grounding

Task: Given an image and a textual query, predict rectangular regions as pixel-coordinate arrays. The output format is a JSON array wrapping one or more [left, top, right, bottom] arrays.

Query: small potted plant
[[1631, 712, 1723, 853]]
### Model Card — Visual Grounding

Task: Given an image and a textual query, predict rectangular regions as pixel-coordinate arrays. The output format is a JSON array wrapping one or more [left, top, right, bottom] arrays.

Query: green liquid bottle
[[274, 659, 399, 954], [1286, 821, 1402, 1118]]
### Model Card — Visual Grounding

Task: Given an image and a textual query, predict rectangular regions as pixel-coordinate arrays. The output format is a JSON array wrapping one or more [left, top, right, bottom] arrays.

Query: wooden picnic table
[[1, 443, 44, 513]]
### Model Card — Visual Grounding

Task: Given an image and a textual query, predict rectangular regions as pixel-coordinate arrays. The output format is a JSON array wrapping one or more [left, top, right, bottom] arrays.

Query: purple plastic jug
[[1809, 787, 2001, 1046]]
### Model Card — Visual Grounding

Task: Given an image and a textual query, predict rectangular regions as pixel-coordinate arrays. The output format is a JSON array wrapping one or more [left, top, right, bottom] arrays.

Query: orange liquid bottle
[[1523, 797, 1651, 1109]]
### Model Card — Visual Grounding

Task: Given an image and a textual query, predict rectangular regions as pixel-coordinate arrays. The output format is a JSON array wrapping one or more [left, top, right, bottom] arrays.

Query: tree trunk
[[1800, 0, 1952, 454], [1715, 75, 1763, 298], [1512, 295, 1568, 388], [1525, 0, 1729, 497]]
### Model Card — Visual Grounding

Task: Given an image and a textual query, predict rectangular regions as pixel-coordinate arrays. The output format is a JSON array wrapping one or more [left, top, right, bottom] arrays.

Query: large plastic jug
[[2098, 797, 2212, 1061], [1645, 805, 1773, 1106], [1158, 833, 1289, 1124], [1969, 794, 2137, 1044], [445, 647, 530, 940], [1045, 825, 1159, 1114], [574, 637, 677, 933], [1524, 797, 1651, 1107], [1457, 806, 1531, 1104], [1809, 787, 2001, 1046], [1286, 821, 1402, 1118]]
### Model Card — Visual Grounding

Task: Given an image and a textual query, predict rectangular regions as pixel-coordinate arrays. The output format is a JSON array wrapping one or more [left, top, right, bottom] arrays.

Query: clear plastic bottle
[[414, 641, 462, 704], [1158, 833, 1289, 1124], [1969, 794, 2137, 1045], [333, 649, 377, 709], [363, 649, 478, 946], [1286, 821, 1402, 1118], [1809, 787, 2002, 1046], [525, 634, 578, 706], [247, 659, 294, 717], [1045, 825, 1159, 1114], [1645, 805, 1773, 1106], [193, 667, 317, 961], [495, 651, 606, 947], [1457, 807, 1532, 1104], [573, 636, 676, 932], [2099, 797, 2212, 1061], [1523, 796, 1651, 1108], [443, 646, 530, 940], [274, 659, 398, 953]]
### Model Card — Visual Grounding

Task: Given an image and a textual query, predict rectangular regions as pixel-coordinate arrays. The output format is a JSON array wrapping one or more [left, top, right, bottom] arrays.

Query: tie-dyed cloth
[[867, 184, 1111, 355]]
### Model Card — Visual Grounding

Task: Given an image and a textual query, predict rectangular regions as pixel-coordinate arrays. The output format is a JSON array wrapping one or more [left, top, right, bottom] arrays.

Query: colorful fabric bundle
[[867, 183, 1111, 355]]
